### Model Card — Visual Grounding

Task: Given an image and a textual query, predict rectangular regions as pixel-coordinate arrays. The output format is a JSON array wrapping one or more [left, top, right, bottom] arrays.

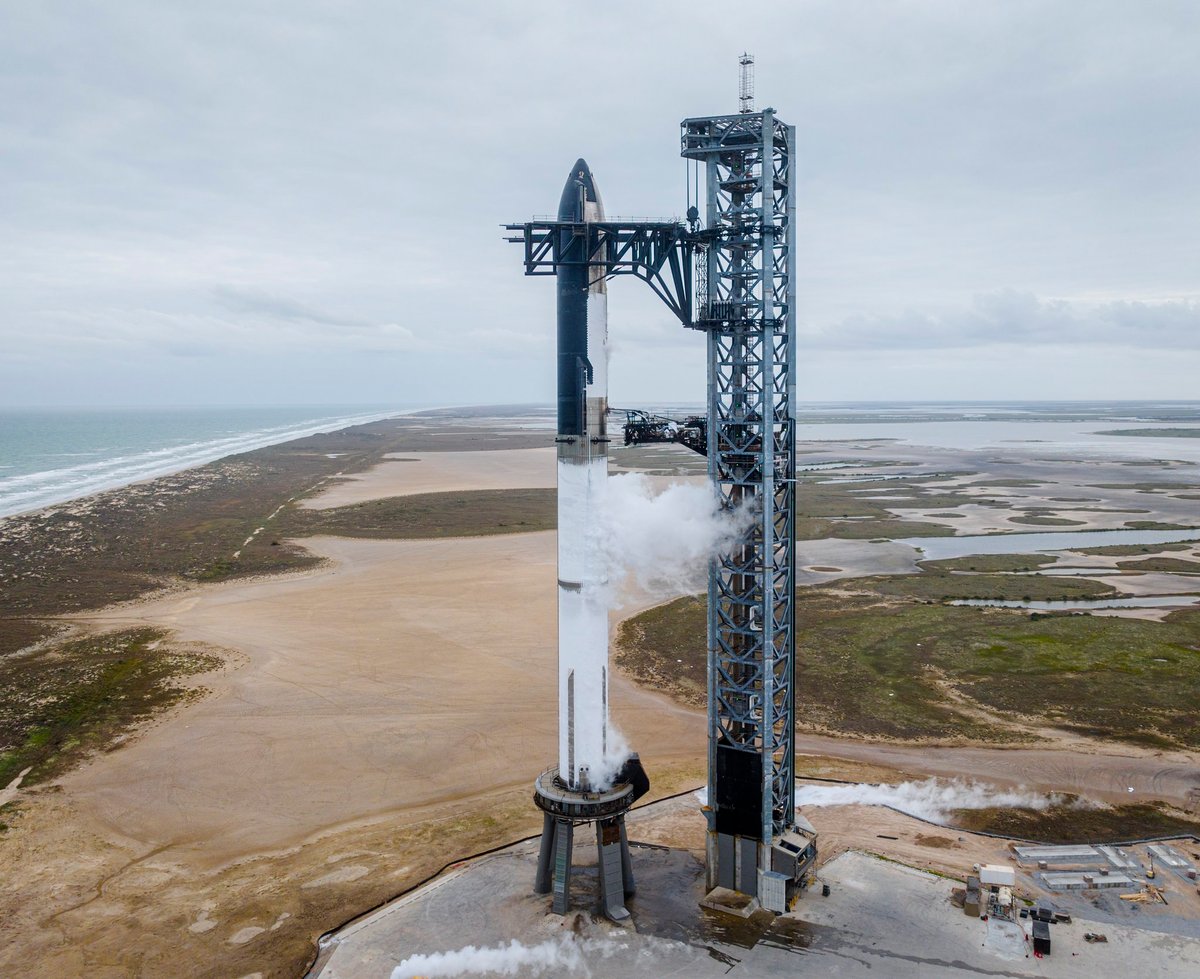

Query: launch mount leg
[[550, 818, 574, 915], [534, 812, 556, 895], [619, 818, 635, 898], [596, 816, 631, 922]]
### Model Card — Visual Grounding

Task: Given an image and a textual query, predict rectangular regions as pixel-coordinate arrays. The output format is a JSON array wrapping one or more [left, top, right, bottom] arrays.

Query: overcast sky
[[3, 0, 1197, 406]]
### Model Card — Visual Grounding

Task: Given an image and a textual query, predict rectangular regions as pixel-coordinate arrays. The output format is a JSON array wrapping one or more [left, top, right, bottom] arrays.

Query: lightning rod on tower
[[738, 53, 755, 114]]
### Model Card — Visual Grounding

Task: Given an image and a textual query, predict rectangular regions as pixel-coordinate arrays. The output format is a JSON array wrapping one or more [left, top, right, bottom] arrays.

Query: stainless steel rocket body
[[554, 160, 610, 791]]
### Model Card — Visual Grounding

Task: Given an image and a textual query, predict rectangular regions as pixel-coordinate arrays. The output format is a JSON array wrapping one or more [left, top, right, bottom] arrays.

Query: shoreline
[[0, 408, 556, 625], [0, 406, 439, 522]]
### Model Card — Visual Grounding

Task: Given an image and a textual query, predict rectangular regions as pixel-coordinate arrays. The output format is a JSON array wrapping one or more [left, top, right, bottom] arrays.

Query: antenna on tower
[[738, 53, 755, 114]]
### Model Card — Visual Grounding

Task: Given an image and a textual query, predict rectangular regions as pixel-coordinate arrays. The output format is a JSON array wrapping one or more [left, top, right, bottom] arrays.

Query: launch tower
[[681, 88, 812, 913]]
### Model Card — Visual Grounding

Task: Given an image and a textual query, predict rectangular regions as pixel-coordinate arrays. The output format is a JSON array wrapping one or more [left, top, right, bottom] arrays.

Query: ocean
[[0, 405, 415, 519]]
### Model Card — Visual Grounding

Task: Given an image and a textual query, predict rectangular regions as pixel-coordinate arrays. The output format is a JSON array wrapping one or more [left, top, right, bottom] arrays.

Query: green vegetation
[[1123, 520, 1200, 531], [195, 558, 238, 581], [0, 620, 61, 659], [1071, 541, 1197, 556], [1096, 428, 1200, 439], [849, 573, 1116, 603], [617, 586, 1200, 747], [807, 518, 958, 540], [0, 628, 221, 787], [792, 476, 963, 540], [954, 801, 1200, 843], [277, 489, 557, 540], [1089, 482, 1198, 492], [615, 595, 708, 706], [1009, 515, 1086, 527], [918, 554, 1055, 573], [1116, 557, 1200, 573]]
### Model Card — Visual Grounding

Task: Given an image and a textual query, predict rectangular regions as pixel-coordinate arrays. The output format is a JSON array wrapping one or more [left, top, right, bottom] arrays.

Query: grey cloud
[[810, 291, 1200, 351], [211, 286, 370, 329], [2, 1, 1198, 404]]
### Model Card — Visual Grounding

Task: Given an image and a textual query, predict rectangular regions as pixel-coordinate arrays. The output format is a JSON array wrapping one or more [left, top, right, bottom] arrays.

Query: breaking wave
[[0, 408, 407, 518]]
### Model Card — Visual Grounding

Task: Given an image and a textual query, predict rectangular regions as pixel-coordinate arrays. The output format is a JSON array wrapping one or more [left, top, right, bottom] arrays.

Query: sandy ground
[[4, 435, 1199, 977], [796, 738, 1200, 809], [62, 531, 702, 860], [301, 448, 555, 509]]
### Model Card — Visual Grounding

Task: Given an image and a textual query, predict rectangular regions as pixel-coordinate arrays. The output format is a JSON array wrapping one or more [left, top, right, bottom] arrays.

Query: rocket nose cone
[[558, 158, 602, 221]]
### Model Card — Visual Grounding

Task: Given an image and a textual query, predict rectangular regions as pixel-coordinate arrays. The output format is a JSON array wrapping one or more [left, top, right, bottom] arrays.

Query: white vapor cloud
[[391, 937, 626, 978], [796, 777, 1073, 824], [598, 474, 751, 598]]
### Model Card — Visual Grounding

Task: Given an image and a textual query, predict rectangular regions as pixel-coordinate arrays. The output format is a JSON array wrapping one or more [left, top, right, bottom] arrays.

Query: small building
[[1032, 919, 1052, 956], [1014, 845, 1105, 867], [1039, 871, 1137, 891], [1097, 845, 1142, 872], [980, 864, 1016, 888], [1148, 844, 1195, 876]]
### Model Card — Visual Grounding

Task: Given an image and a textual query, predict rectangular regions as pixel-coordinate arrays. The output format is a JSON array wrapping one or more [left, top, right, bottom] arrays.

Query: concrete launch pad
[[312, 799, 1200, 978]]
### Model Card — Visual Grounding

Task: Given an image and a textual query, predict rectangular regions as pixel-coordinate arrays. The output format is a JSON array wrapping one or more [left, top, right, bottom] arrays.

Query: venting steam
[[575, 474, 748, 790], [598, 473, 752, 598], [795, 777, 1067, 824], [391, 936, 625, 978]]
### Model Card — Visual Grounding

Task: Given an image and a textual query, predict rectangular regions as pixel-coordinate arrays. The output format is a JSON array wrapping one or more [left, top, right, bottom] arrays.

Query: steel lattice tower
[[682, 106, 804, 908]]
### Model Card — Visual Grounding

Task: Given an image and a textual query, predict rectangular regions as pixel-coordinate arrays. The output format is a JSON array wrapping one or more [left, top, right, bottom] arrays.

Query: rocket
[[554, 159, 612, 792], [529, 157, 647, 920]]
